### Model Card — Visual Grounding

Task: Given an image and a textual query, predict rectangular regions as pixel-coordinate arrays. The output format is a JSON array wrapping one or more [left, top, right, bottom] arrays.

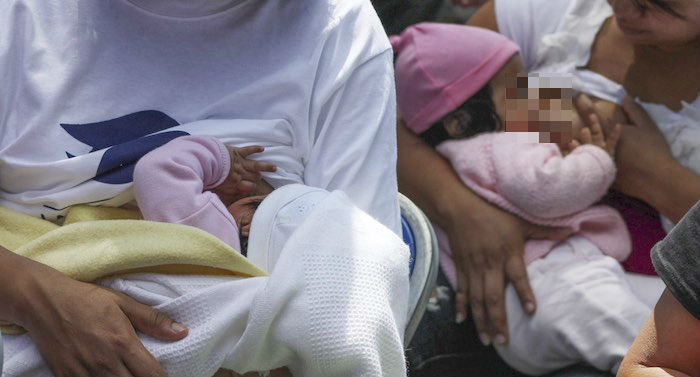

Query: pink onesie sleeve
[[438, 133, 616, 219], [492, 142, 615, 218], [133, 135, 241, 251]]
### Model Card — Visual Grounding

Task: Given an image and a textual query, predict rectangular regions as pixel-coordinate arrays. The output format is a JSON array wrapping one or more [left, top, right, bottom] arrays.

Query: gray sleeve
[[651, 201, 700, 321]]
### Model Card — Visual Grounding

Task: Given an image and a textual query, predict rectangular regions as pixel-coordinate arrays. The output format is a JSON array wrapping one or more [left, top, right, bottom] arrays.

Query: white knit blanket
[[2, 188, 409, 377]]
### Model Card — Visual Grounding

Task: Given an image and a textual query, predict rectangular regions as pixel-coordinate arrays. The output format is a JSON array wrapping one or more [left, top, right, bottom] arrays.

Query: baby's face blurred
[[503, 74, 574, 146]]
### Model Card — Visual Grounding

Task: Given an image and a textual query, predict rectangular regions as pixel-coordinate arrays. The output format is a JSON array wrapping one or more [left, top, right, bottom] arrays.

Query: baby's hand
[[212, 146, 276, 206], [565, 113, 621, 157]]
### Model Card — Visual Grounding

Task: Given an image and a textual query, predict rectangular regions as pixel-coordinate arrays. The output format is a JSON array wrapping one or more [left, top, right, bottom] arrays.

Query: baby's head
[[504, 73, 574, 145], [392, 23, 573, 147]]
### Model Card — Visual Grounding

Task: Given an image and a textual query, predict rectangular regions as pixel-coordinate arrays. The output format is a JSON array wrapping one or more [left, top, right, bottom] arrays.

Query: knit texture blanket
[[2, 188, 410, 377], [0, 205, 265, 334]]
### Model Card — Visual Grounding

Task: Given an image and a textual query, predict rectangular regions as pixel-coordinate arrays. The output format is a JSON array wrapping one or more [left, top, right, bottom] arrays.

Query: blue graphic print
[[61, 110, 189, 184]]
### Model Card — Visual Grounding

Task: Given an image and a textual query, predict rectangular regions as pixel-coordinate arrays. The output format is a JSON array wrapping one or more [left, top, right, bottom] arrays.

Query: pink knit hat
[[391, 23, 519, 134]]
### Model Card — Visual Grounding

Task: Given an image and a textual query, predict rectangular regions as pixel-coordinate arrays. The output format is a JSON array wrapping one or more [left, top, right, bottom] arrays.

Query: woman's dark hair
[[418, 84, 501, 148], [631, 0, 684, 18]]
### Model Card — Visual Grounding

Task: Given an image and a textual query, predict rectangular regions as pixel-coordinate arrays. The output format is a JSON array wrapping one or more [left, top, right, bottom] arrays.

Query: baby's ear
[[442, 112, 471, 139]]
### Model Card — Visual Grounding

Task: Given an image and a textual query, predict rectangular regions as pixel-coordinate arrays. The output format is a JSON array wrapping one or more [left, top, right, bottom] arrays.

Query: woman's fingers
[[121, 338, 167, 377], [504, 254, 536, 315], [467, 265, 490, 345], [23, 272, 172, 377], [455, 267, 469, 324], [115, 291, 188, 341], [483, 268, 508, 344]]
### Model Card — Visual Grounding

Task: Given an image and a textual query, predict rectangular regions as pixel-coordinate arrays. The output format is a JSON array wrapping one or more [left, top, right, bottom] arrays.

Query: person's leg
[[495, 236, 651, 375]]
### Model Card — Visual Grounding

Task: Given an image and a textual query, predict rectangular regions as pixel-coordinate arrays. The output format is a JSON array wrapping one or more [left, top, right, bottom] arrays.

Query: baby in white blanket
[[2, 135, 410, 377]]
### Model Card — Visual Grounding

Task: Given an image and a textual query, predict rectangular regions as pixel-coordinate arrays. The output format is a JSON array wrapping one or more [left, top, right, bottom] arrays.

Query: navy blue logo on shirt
[[61, 110, 189, 185]]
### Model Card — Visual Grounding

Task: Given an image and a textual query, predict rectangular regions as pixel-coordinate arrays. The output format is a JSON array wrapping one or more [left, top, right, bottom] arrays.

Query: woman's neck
[[635, 38, 700, 59]]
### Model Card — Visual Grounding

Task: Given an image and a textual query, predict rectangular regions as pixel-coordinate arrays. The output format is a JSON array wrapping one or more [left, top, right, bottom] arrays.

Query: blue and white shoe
[[399, 193, 440, 347]]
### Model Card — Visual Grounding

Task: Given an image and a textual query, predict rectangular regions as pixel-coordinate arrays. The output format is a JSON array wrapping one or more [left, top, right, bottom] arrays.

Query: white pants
[[495, 236, 664, 375]]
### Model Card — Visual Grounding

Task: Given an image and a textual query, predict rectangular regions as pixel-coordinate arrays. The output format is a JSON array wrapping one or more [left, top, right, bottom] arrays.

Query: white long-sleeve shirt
[[0, 0, 400, 234]]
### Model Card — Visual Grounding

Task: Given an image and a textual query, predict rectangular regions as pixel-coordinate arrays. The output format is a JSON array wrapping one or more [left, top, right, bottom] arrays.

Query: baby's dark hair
[[418, 84, 501, 148]]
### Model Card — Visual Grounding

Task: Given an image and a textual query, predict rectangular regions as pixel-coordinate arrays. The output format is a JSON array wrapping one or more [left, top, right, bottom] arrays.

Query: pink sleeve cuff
[[205, 138, 231, 190]]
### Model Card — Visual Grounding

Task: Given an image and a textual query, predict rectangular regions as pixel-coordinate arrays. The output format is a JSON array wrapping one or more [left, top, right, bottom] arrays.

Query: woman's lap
[[406, 268, 617, 377], [406, 269, 527, 377]]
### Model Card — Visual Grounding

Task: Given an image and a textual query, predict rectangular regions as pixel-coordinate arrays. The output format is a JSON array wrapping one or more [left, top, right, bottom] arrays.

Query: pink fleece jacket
[[436, 132, 631, 289], [133, 135, 241, 251]]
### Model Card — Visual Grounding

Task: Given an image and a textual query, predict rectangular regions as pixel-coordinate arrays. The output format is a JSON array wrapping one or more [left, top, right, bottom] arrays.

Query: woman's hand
[[573, 94, 700, 222], [574, 94, 673, 199], [445, 193, 572, 345], [7, 251, 188, 377], [613, 96, 675, 198], [396, 120, 571, 345]]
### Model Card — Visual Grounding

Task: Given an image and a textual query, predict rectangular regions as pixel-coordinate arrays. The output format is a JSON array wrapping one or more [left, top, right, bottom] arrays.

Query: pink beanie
[[391, 23, 519, 134]]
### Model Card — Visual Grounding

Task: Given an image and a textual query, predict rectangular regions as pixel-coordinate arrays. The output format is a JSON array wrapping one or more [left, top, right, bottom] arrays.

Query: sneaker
[[399, 193, 439, 347]]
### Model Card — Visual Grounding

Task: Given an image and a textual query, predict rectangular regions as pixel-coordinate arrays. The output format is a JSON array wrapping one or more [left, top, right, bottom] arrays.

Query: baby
[[128, 135, 411, 377], [133, 135, 275, 256], [393, 23, 650, 375]]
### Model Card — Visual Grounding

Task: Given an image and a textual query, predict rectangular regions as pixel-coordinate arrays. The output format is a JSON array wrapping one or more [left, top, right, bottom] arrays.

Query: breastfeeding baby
[[132, 135, 330, 274], [393, 23, 652, 375], [133, 136, 275, 256]]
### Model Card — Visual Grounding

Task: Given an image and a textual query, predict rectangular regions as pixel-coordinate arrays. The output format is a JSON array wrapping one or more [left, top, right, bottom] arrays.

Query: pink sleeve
[[133, 135, 241, 251], [491, 140, 616, 218], [438, 133, 616, 219]]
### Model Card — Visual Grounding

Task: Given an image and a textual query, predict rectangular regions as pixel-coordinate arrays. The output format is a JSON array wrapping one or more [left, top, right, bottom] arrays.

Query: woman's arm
[[617, 289, 700, 377], [0, 245, 188, 377], [466, 0, 499, 31], [577, 95, 700, 222], [397, 121, 571, 344]]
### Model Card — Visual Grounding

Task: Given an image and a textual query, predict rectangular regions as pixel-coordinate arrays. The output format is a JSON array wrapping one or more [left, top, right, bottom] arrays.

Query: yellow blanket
[[0, 205, 266, 334]]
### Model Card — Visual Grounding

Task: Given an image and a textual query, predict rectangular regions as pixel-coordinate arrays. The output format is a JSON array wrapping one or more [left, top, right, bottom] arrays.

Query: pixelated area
[[505, 73, 574, 145]]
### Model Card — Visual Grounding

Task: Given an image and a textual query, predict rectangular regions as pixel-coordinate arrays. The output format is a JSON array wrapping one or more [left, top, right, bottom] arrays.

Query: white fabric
[[247, 184, 332, 274], [2, 188, 410, 377], [495, 236, 656, 376], [495, 0, 619, 100], [0, 0, 400, 234], [496, 0, 700, 235]]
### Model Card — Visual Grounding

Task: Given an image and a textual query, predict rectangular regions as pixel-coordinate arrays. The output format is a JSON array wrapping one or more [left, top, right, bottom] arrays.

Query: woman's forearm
[[396, 121, 481, 227]]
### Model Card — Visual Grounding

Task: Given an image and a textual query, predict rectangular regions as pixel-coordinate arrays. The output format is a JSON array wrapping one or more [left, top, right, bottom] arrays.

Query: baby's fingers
[[579, 126, 592, 145], [246, 159, 277, 173], [236, 145, 265, 158]]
